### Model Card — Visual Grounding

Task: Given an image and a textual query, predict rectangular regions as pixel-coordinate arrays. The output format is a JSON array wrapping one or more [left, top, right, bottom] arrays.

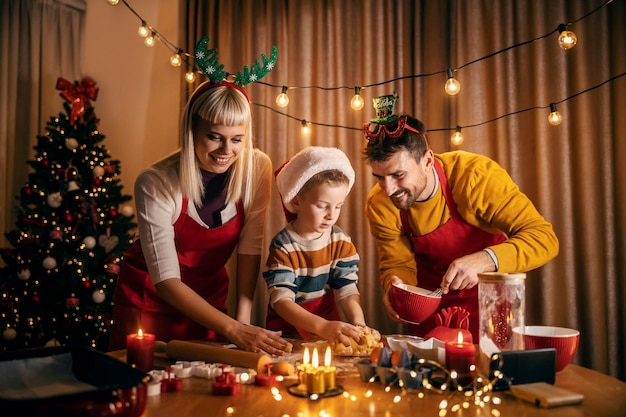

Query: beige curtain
[[184, 0, 626, 381], [0, 0, 85, 248]]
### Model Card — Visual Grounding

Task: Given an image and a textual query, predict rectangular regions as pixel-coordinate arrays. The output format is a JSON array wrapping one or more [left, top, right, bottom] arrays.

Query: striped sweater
[[263, 223, 360, 308]]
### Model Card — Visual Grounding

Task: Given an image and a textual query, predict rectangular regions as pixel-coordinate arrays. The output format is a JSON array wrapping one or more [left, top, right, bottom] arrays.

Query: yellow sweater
[[365, 151, 559, 291]]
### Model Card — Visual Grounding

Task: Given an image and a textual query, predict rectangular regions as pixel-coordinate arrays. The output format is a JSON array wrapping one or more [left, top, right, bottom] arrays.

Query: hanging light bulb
[[548, 103, 563, 125], [107, 0, 120, 5], [557, 24, 577, 50], [451, 126, 464, 146], [185, 71, 196, 83], [170, 50, 182, 67], [350, 86, 365, 110], [144, 32, 156, 47], [137, 22, 150, 38], [276, 86, 289, 107], [301, 120, 312, 136], [445, 69, 461, 95]]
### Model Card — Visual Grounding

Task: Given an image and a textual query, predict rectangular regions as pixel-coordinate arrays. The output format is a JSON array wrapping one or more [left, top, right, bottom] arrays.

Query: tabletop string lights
[[106, 0, 624, 145]]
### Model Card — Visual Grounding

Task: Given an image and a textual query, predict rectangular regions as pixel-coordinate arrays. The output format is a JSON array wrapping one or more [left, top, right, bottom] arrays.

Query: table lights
[[126, 328, 155, 372], [445, 330, 476, 384]]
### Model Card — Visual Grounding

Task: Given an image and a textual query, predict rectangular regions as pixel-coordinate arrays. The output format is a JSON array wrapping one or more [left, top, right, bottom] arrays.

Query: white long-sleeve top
[[133, 149, 272, 285]]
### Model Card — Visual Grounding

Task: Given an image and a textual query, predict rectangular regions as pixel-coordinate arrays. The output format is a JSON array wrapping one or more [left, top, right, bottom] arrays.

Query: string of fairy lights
[[105, 0, 625, 145]]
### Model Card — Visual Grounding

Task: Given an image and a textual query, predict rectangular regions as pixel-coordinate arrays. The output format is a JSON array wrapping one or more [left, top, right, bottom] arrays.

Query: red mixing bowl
[[390, 283, 441, 324]]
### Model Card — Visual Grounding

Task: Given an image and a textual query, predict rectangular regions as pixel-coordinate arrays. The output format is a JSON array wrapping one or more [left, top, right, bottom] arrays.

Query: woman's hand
[[228, 323, 292, 355]]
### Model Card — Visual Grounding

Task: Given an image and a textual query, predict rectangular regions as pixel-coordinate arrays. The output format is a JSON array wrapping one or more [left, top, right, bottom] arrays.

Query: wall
[[82, 0, 181, 200]]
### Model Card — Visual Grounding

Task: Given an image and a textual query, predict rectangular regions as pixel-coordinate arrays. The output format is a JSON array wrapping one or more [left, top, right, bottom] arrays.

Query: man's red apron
[[266, 291, 341, 340], [109, 198, 243, 350], [399, 160, 506, 341]]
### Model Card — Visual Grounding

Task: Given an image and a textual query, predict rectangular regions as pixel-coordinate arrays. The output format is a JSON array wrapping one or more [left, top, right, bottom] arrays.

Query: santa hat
[[276, 146, 355, 214]]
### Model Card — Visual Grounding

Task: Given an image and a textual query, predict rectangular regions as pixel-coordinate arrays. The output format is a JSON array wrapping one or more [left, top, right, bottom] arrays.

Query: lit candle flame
[[324, 345, 332, 366], [457, 330, 463, 344], [303, 347, 310, 365], [138, 328, 144, 338], [312, 348, 319, 368]]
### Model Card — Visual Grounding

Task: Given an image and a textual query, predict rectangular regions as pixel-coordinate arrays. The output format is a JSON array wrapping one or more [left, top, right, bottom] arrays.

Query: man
[[363, 93, 559, 340]]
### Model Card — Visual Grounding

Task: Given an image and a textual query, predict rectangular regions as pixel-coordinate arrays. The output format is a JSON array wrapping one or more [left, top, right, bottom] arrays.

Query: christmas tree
[[0, 77, 136, 351]]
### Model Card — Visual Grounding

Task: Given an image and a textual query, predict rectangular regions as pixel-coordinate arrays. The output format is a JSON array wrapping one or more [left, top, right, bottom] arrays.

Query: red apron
[[266, 291, 341, 340], [400, 160, 506, 341], [109, 198, 243, 350]]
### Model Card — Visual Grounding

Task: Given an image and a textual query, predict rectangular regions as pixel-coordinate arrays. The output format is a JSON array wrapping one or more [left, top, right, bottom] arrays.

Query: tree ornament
[[108, 207, 118, 218], [98, 234, 119, 253], [120, 205, 135, 217], [105, 262, 121, 276], [67, 180, 80, 192], [2, 328, 17, 342], [21, 186, 33, 197], [42, 256, 57, 270], [104, 164, 115, 175], [49, 229, 63, 240], [83, 235, 96, 249], [93, 165, 105, 177], [17, 268, 31, 280], [63, 212, 73, 223], [56, 77, 99, 125], [92, 177, 101, 187], [65, 294, 80, 309], [92, 289, 106, 304], [47, 192, 63, 208], [65, 138, 79, 150], [44, 338, 62, 347]]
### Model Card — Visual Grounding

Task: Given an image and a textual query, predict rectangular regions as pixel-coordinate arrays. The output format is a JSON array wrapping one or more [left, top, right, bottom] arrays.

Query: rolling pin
[[154, 340, 271, 374]]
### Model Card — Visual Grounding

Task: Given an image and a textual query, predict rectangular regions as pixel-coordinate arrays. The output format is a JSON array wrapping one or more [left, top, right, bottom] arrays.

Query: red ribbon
[[56, 77, 99, 125]]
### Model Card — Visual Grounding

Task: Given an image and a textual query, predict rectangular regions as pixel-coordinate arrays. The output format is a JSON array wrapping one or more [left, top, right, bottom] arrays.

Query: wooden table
[[110, 350, 626, 417]]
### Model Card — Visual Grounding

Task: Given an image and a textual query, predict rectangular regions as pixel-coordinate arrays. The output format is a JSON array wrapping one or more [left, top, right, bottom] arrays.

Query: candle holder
[[287, 383, 344, 399], [288, 346, 343, 399]]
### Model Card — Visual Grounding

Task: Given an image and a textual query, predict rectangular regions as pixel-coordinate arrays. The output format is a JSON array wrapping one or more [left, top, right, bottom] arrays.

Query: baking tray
[[0, 345, 150, 417]]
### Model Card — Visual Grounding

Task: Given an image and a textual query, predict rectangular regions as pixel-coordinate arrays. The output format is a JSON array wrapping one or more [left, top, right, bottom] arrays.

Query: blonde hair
[[155, 82, 254, 210]]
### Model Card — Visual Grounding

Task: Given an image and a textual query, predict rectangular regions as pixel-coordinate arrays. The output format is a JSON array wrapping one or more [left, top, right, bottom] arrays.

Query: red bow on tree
[[56, 77, 99, 125]]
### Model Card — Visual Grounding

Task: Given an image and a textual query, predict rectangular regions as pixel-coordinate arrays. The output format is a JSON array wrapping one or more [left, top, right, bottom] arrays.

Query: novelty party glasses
[[362, 116, 423, 141]]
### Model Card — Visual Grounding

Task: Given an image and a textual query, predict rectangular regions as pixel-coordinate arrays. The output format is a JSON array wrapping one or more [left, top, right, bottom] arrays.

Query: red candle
[[445, 331, 476, 381], [126, 328, 155, 372]]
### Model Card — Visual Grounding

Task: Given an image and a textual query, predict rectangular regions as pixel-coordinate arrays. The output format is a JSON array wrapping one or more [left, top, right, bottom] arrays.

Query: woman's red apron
[[109, 198, 243, 350], [399, 160, 506, 341], [266, 291, 341, 340]]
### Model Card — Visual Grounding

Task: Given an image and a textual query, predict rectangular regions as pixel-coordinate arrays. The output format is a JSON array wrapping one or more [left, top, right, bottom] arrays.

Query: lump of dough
[[334, 326, 383, 356]]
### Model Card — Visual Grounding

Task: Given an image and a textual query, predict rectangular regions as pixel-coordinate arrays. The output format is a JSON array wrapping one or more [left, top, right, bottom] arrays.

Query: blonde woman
[[109, 81, 290, 355]]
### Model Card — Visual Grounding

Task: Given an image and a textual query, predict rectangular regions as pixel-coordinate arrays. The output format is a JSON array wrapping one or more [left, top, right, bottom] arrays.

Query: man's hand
[[383, 276, 406, 322], [441, 250, 496, 294]]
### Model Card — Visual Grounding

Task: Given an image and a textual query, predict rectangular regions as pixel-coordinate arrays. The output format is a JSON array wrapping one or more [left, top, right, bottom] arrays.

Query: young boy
[[264, 146, 368, 348]]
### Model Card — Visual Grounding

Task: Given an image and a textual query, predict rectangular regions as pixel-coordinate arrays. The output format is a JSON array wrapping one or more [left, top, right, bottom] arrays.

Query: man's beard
[[390, 189, 414, 211]]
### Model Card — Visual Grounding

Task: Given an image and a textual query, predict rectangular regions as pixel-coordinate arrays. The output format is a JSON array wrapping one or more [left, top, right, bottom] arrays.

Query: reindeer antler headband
[[193, 36, 278, 101]]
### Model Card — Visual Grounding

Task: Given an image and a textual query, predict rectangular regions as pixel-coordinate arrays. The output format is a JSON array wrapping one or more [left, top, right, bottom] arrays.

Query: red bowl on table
[[390, 283, 442, 324], [513, 325, 580, 372]]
